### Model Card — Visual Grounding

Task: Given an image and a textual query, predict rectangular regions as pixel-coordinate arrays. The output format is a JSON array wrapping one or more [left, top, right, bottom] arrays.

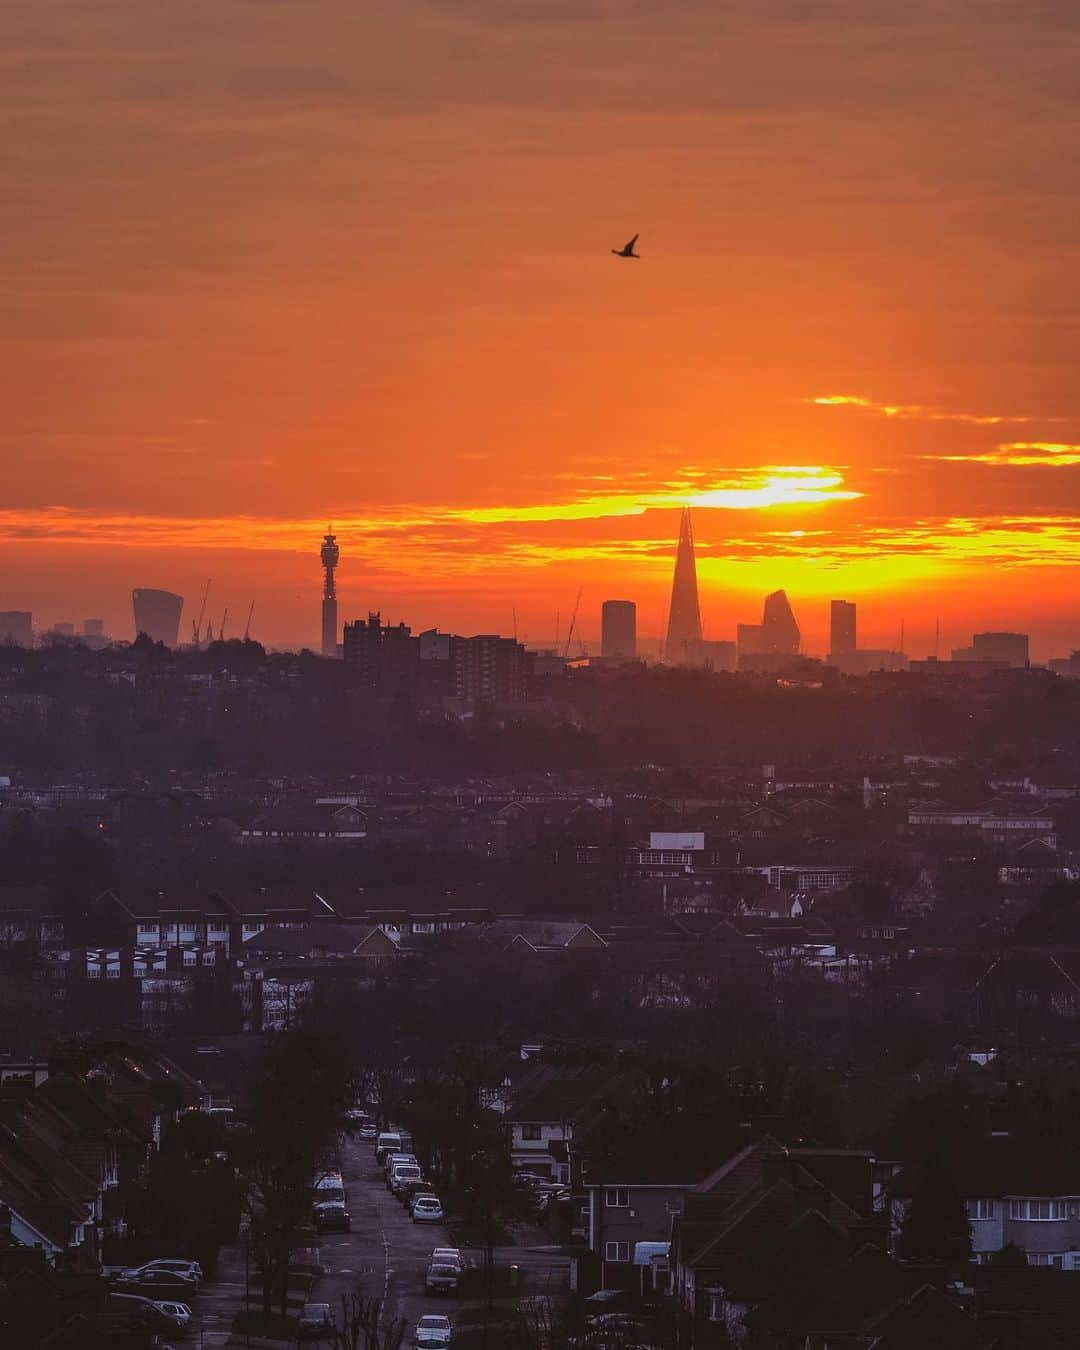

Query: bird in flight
[[612, 233, 640, 258]]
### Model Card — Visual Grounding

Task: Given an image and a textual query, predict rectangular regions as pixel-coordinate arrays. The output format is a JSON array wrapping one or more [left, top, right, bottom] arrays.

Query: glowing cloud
[[454, 466, 861, 524], [926, 442, 1080, 467], [807, 395, 1051, 426]]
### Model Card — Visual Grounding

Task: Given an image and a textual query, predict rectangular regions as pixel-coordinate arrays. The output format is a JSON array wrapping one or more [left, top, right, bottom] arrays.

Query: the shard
[[665, 507, 703, 662]]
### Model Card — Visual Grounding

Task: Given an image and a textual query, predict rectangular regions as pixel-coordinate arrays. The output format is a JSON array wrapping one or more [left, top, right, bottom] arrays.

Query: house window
[[106, 968, 120, 979], [968, 1200, 996, 1220], [522, 1124, 542, 1141], [1009, 1199, 1067, 1221], [706, 1292, 725, 1322], [1028, 1253, 1064, 1268], [87, 967, 101, 979], [604, 1241, 630, 1263], [137, 924, 158, 935], [604, 1188, 629, 1208]]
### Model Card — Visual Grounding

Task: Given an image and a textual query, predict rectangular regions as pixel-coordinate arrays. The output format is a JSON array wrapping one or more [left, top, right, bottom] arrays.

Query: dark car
[[105, 1291, 186, 1335], [313, 1202, 351, 1233]]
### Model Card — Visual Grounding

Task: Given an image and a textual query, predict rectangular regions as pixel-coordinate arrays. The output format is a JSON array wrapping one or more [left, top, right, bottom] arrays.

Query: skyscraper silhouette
[[132, 589, 183, 646], [829, 600, 856, 662], [665, 507, 703, 662], [762, 589, 800, 654]]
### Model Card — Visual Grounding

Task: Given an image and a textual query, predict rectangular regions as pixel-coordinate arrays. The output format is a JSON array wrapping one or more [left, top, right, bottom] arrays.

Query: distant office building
[[320, 532, 340, 658], [83, 619, 104, 637], [601, 600, 637, 660], [952, 631, 1029, 668], [1049, 652, 1080, 679], [132, 589, 183, 646], [665, 508, 703, 662], [829, 600, 857, 663], [737, 623, 766, 658], [343, 613, 416, 689], [51, 623, 76, 638], [0, 612, 33, 647], [762, 590, 801, 654], [857, 649, 909, 673], [684, 639, 737, 672], [531, 650, 567, 677]]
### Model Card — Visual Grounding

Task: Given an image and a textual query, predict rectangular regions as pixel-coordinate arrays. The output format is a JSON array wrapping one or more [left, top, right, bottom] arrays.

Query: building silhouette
[[132, 589, 183, 646], [684, 639, 736, 671], [737, 590, 801, 669], [952, 631, 1029, 668], [601, 600, 637, 661], [829, 600, 857, 668], [343, 613, 415, 688], [83, 619, 104, 637], [320, 531, 340, 658], [665, 508, 703, 663], [762, 589, 800, 654], [0, 612, 33, 647], [345, 615, 532, 703]]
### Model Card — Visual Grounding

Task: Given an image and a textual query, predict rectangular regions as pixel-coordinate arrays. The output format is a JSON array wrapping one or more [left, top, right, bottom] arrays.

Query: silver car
[[414, 1313, 452, 1348]]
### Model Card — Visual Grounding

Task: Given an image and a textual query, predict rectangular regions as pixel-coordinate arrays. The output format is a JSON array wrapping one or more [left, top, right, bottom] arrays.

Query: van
[[390, 1163, 422, 1196], [383, 1152, 417, 1179], [375, 1132, 403, 1165]]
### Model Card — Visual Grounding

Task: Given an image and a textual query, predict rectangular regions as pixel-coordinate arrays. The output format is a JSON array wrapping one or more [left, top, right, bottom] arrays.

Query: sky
[[4, 0, 1080, 657]]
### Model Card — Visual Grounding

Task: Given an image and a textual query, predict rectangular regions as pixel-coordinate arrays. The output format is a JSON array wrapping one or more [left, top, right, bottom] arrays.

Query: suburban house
[[670, 1136, 880, 1346], [503, 1069, 611, 1182], [893, 1140, 1080, 1270]]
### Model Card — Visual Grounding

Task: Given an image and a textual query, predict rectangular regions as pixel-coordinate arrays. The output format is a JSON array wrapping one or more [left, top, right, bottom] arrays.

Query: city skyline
[[6, 4, 1080, 657]]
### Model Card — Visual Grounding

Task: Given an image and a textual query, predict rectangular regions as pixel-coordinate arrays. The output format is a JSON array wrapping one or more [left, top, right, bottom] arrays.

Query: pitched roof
[[243, 921, 393, 957]]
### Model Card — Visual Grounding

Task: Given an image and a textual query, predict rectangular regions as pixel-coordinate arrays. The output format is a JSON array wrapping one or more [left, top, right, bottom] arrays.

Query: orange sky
[[5, 1, 1080, 656]]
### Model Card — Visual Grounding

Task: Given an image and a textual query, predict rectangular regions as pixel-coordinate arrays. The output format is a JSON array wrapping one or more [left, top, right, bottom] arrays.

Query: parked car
[[153, 1300, 193, 1332], [313, 1202, 352, 1233], [431, 1247, 463, 1271], [425, 1262, 462, 1296], [583, 1290, 629, 1320], [105, 1292, 185, 1335], [401, 1177, 436, 1209], [375, 1132, 403, 1165], [298, 1301, 335, 1337], [358, 1122, 377, 1140], [390, 1164, 423, 1196], [384, 1152, 418, 1180], [412, 1195, 444, 1223], [119, 1270, 199, 1295], [413, 1314, 453, 1349], [122, 1260, 202, 1285]]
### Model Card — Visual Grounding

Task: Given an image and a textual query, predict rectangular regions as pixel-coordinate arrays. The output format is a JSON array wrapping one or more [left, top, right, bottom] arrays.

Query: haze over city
[[5, 2, 1080, 655]]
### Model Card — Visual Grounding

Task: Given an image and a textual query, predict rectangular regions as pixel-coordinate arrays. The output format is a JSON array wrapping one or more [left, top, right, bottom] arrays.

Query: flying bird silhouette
[[612, 233, 640, 259]]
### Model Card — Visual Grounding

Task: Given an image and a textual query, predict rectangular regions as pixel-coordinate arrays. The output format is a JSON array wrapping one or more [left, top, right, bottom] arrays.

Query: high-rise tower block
[[320, 531, 340, 658]]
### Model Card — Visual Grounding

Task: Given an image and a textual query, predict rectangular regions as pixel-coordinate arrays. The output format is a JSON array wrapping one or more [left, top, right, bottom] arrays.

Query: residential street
[[181, 1131, 572, 1346]]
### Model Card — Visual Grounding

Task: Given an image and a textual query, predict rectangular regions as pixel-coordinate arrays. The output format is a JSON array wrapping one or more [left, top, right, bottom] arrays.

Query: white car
[[412, 1195, 444, 1223], [414, 1313, 452, 1348], [153, 1300, 193, 1331], [431, 1247, 463, 1270], [124, 1259, 202, 1284]]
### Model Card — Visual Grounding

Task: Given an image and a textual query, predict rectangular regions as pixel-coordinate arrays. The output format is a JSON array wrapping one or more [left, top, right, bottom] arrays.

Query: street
[[184, 1131, 571, 1346]]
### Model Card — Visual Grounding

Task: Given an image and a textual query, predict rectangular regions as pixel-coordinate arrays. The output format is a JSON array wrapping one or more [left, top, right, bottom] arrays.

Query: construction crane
[[218, 609, 228, 642], [192, 578, 212, 645], [243, 601, 255, 642], [563, 586, 583, 660]]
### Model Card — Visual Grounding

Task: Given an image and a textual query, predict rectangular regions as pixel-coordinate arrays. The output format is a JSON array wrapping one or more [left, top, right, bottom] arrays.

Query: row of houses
[[0, 1048, 200, 1271]]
